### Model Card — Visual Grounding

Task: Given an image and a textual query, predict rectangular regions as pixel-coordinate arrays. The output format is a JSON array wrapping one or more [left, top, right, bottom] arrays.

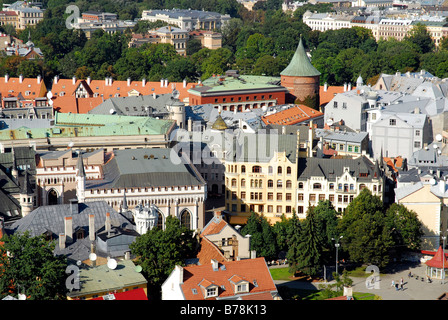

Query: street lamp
[[443, 236, 446, 284], [332, 236, 343, 276]]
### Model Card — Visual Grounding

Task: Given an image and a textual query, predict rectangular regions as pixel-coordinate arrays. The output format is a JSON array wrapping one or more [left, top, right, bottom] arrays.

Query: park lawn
[[270, 267, 294, 280]]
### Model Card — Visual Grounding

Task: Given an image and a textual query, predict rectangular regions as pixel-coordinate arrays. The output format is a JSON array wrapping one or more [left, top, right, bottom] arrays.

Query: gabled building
[[161, 257, 280, 300], [296, 156, 385, 216], [200, 210, 251, 261]]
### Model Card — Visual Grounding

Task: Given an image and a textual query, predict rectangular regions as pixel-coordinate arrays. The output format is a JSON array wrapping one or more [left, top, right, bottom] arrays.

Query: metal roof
[[280, 38, 321, 77]]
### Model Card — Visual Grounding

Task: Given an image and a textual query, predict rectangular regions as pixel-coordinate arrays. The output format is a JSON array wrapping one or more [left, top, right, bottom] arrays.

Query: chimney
[[324, 82, 328, 92], [19, 74, 23, 83], [440, 179, 446, 194], [211, 259, 219, 271], [89, 214, 95, 241], [183, 78, 187, 88], [250, 250, 256, 259], [127, 77, 131, 86], [72, 76, 76, 85], [87, 76, 91, 85], [142, 78, 146, 87], [348, 83, 352, 91], [54, 75, 58, 84], [344, 82, 347, 92], [105, 212, 111, 233], [160, 79, 164, 87], [64, 217, 73, 244], [164, 79, 168, 87], [90, 242, 96, 267], [69, 199, 78, 215], [59, 233, 66, 249], [4, 74, 8, 83], [37, 75, 41, 84], [188, 117, 192, 131]]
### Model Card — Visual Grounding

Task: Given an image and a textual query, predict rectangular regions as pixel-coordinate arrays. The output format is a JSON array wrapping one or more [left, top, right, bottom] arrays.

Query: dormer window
[[206, 286, 218, 298], [236, 282, 249, 293]]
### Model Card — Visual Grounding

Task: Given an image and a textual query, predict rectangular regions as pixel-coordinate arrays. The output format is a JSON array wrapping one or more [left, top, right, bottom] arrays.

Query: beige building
[[130, 26, 189, 55], [224, 132, 301, 225], [2, 1, 43, 30], [396, 178, 448, 250], [189, 30, 222, 50]]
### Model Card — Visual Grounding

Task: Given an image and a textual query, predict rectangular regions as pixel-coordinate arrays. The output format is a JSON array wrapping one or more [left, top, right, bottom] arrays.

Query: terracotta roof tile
[[196, 236, 227, 266], [180, 257, 277, 300], [0, 76, 47, 100], [319, 85, 347, 106], [261, 104, 323, 126]]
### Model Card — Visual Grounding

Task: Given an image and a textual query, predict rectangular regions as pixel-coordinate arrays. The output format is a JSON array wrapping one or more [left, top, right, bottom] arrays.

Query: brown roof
[[196, 236, 227, 266], [261, 104, 323, 126], [180, 257, 277, 300], [0, 76, 47, 100]]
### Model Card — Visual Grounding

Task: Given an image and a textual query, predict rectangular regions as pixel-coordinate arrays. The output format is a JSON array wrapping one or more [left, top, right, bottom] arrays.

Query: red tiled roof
[[0, 76, 47, 100], [201, 212, 227, 236], [180, 257, 277, 300], [319, 85, 349, 107], [91, 288, 147, 300], [261, 104, 323, 126], [196, 236, 227, 266]]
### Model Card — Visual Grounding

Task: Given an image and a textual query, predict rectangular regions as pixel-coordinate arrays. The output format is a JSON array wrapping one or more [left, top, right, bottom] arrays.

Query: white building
[[141, 9, 230, 31]]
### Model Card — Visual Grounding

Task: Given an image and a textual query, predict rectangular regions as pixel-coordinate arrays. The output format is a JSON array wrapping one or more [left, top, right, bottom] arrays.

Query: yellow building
[[396, 179, 448, 251], [224, 131, 301, 225]]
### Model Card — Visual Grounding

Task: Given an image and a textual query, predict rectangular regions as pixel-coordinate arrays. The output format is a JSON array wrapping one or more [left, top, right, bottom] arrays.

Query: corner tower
[[280, 37, 321, 109]]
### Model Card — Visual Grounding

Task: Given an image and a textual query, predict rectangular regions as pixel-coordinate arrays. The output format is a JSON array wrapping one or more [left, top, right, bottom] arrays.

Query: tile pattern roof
[[261, 104, 323, 126], [180, 257, 278, 300], [0, 76, 47, 100]]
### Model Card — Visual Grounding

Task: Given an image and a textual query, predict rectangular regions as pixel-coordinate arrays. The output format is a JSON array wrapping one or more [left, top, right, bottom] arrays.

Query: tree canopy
[[0, 232, 67, 300]]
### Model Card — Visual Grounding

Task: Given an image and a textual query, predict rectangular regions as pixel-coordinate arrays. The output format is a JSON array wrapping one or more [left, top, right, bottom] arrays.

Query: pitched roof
[[280, 38, 321, 77], [0, 76, 47, 100], [261, 104, 323, 126], [426, 246, 448, 269], [180, 257, 278, 300]]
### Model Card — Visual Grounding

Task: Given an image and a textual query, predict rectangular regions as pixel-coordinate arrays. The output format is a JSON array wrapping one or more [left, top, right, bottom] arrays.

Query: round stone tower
[[280, 37, 321, 109]]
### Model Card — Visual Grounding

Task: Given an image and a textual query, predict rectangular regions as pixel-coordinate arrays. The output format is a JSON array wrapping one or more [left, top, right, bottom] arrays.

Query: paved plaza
[[274, 262, 448, 300]]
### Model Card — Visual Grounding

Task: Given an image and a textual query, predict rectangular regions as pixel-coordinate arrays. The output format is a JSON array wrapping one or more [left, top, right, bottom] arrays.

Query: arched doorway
[[47, 189, 58, 205], [180, 209, 191, 230]]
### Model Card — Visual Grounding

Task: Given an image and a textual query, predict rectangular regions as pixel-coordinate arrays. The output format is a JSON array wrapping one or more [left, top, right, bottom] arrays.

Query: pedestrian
[[391, 280, 395, 288], [395, 282, 399, 291], [400, 278, 404, 290], [408, 271, 412, 279]]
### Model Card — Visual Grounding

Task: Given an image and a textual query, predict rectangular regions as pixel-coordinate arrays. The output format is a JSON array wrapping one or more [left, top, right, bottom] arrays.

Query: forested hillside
[[0, 0, 447, 87]]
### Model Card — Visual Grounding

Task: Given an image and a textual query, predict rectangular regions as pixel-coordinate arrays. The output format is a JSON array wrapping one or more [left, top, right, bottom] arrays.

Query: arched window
[[277, 166, 282, 174], [47, 189, 58, 205], [268, 166, 273, 174], [313, 183, 322, 190], [268, 180, 273, 188], [286, 180, 292, 188], [252, 166, 261, 173], [241, 165, 246, 173], [287, 166, 292, 175], [241, 179, 246, 187], [277, 180, 283, 188], [180, 210, 191, 229]]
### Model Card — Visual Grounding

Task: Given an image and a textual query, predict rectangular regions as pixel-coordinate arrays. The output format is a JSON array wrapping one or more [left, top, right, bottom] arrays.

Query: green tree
[[404, 23, 435, 54], [129, 215, 198, 299], [312, 200, 340, 262], [385, 203, 423, 252], [292, 206, 326, 276], [338, 188, 394, 268], [240, 212, 277, 260], [0, 232, 67, 300], [285, 211, 303, 275]]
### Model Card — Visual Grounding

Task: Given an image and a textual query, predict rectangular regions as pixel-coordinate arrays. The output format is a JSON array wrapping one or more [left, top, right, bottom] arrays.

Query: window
[[414, 141, 421, 148], [415, 130, 420, 136], [389, 119, 396, 126], [268, 192, 273, 200], [329, 183, 334, 190], [232, 192, 237, 200], [319, 194, 325, 201], [286, 193, 292, 201], [286, 180, 292, 188], [309, 194, 316, 202], [313, 183, 322, 190], [277, 193, 282, 201], [268, 166, 273, 174], [206, 287, 218, 298], [277, 166, 282, 174], [298, 193, 304, 201], [237, 283, 248, 293], [333, 101, 338, 108], [252, 166, 261, 173], [231, 179, 237, 187], [241, 179, 246, 187], [277, 180, 283, 188], [241, 192, 246, 200], [268, 180, 273, 188], [287, 167, 291, 175], [298, 182, 304, 189], [241, 165, 246, 173]]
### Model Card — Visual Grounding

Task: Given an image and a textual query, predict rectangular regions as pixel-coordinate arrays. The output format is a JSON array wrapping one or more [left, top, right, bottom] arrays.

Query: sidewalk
[[274, 263, 448, 300]]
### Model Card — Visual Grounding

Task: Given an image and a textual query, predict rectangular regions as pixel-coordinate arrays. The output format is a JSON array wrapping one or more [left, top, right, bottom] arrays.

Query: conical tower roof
[[211, 113, 228, 130], [280, 37, 321, 77], [426, 246, 448, 269]]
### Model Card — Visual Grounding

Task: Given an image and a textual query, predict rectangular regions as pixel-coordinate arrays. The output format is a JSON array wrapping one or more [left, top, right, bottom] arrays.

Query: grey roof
[[6, 200, 134, 260], [88, 93, 174, 117], [144, 8, 228, 19], [86, 148, 205, 189], [297, 156, 380, 182], [227, 132, 298, 163], [395, 181, 424, 201], [315, 128, 368, 144]]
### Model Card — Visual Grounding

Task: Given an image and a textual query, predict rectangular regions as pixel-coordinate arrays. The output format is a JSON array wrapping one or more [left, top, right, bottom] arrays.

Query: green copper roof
[[0, 113, 174, 141], [280, 38, 321, 77]]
